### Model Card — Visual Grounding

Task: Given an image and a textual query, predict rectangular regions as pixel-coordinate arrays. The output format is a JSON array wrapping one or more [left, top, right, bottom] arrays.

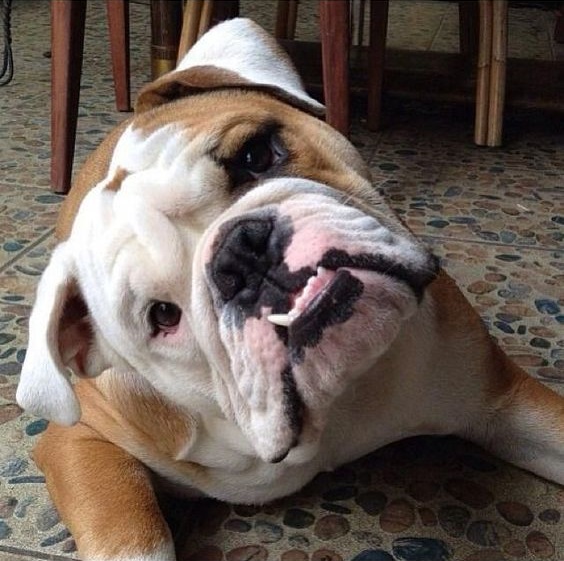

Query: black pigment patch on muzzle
[[209, 211, 314, 326], [269, 365, 304, 464], [319, 248, 439, 302], [289, 269, 364, 363]]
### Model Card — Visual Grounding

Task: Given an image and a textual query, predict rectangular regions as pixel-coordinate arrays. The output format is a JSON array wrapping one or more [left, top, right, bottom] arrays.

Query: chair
[[319, 0, 507, 146], [51, 0, 132, 194], [51, 0, 243, 194], [50, 0, 508, 194], [50, 0, 186, 194]]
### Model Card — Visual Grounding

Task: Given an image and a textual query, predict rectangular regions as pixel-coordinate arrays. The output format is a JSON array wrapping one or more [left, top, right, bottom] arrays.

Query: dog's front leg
[[468, 346, 564, 486], [34, 422, 176, 561]]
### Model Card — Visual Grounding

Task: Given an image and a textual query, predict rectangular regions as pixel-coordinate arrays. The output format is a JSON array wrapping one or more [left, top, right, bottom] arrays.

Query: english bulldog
[[16, 18, 564, 561]]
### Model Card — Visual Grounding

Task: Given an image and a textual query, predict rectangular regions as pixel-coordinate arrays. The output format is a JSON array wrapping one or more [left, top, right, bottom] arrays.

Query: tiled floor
[[0, 1, 563, 560]]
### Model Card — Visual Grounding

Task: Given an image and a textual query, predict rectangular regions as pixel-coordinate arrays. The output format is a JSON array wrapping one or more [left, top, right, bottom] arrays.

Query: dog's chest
[[171, 414, 323, 503]]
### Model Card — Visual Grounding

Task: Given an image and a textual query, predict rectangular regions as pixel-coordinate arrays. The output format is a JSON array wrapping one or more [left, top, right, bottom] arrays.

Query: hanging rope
[[0, 0, 13, 86]]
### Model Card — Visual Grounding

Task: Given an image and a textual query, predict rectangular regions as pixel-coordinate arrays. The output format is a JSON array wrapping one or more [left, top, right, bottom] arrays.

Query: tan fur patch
[[135, 65, 324, 118], [104, 166, 129, 192], [34, 422, 173, 560]]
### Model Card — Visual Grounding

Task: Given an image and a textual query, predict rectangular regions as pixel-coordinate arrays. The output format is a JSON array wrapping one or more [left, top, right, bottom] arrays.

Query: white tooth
[[317, 266, 327, 276], [267, 314, 292, 327]]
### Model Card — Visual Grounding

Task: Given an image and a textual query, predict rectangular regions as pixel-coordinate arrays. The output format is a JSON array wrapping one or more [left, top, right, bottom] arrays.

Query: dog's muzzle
[[199, 183, 439, 464], [209, 212, 314, 325]]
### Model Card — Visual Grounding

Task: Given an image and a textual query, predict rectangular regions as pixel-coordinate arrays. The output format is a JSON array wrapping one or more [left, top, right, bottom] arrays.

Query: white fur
[[16, 244, 82, 425], [176, 18, 324, 116]]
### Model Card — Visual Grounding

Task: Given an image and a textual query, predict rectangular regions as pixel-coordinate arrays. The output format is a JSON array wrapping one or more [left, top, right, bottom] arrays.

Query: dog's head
[[17, 19, 438, 463]]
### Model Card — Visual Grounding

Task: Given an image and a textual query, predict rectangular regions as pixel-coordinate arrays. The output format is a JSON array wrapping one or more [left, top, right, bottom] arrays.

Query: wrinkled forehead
[[63, 90, 383, 297], [65, 127, 206, 302], [62, 100, 289, 291]]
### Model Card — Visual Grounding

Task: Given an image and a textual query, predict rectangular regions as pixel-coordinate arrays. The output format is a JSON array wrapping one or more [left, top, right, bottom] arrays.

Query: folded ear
[[136, 18, 324, 117], [16, 244, 103, 426]]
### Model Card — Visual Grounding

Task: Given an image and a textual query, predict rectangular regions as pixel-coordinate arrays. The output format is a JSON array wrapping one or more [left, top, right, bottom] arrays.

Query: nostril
[[233, 219, 273, 257], [213, 270, 245, 302], [211, 217, 275, 302]]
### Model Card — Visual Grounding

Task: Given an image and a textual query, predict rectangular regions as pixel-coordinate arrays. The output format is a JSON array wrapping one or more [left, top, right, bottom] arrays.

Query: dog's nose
[[211, 217, 275, 302]]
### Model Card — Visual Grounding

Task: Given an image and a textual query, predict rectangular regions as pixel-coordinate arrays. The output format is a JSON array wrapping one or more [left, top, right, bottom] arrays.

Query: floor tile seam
[[0, 544, 78, 561], [427, 11, 447, 51], [0, 229, 55, 275], [419, 233, 562, 253]]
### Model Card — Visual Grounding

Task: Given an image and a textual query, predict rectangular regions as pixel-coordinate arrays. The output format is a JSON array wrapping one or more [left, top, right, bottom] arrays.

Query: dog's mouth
[[267, 266, 336, 327], [266, 244, 435, 334], [267, 264, 365, 342]]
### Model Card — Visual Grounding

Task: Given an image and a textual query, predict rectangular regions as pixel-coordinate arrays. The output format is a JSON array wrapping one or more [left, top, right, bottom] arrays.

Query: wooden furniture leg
[[275, 0, 299, 40], [319, 0, 350, 136], [151, 0, 183, 78], [487, 0, 507, 146], [51, 0, 87, 194], [475, 0, 507, 147], [51, 0, 131, 193], [106, 0, 131, 111], [474, 0, 492, 146], [177, 0, 214, 64], [366, 0, 389, 131], [177, 0, 203, 63]]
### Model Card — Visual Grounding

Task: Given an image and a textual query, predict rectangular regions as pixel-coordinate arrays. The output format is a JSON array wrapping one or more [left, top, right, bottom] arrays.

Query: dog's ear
[[16, 244, 104, 426], [136, 18, 324, 117]]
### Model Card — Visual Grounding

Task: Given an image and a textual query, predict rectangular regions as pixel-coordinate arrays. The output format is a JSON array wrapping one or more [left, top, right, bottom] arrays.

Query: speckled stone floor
[[0, 1, 563, 560]]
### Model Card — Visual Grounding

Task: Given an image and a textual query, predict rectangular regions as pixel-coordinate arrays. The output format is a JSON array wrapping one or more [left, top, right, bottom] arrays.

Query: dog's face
[[17, 20, 438, 463]]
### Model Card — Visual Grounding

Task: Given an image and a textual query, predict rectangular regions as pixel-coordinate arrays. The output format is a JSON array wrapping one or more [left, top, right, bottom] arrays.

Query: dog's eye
[[148, 301, 182, 335], [223, 127, 287, 188], [238, 138, 273, 174]]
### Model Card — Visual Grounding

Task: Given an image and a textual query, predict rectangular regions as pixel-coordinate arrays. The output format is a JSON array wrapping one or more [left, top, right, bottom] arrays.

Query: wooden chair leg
[[366, 0, 388, 131], [486, 0, 507, 146], [177, 0, 204, 64], [50, 0, 87, 194], [287, 0, 299, 39], [474, 0, 492, 146], [151, 0, 183, 78], [276, 0, 290, 39], [106, 0, 131, 111], [198, 0, 214, 37], [319, 0, 350, 136], [275, 0, 298, 40]]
